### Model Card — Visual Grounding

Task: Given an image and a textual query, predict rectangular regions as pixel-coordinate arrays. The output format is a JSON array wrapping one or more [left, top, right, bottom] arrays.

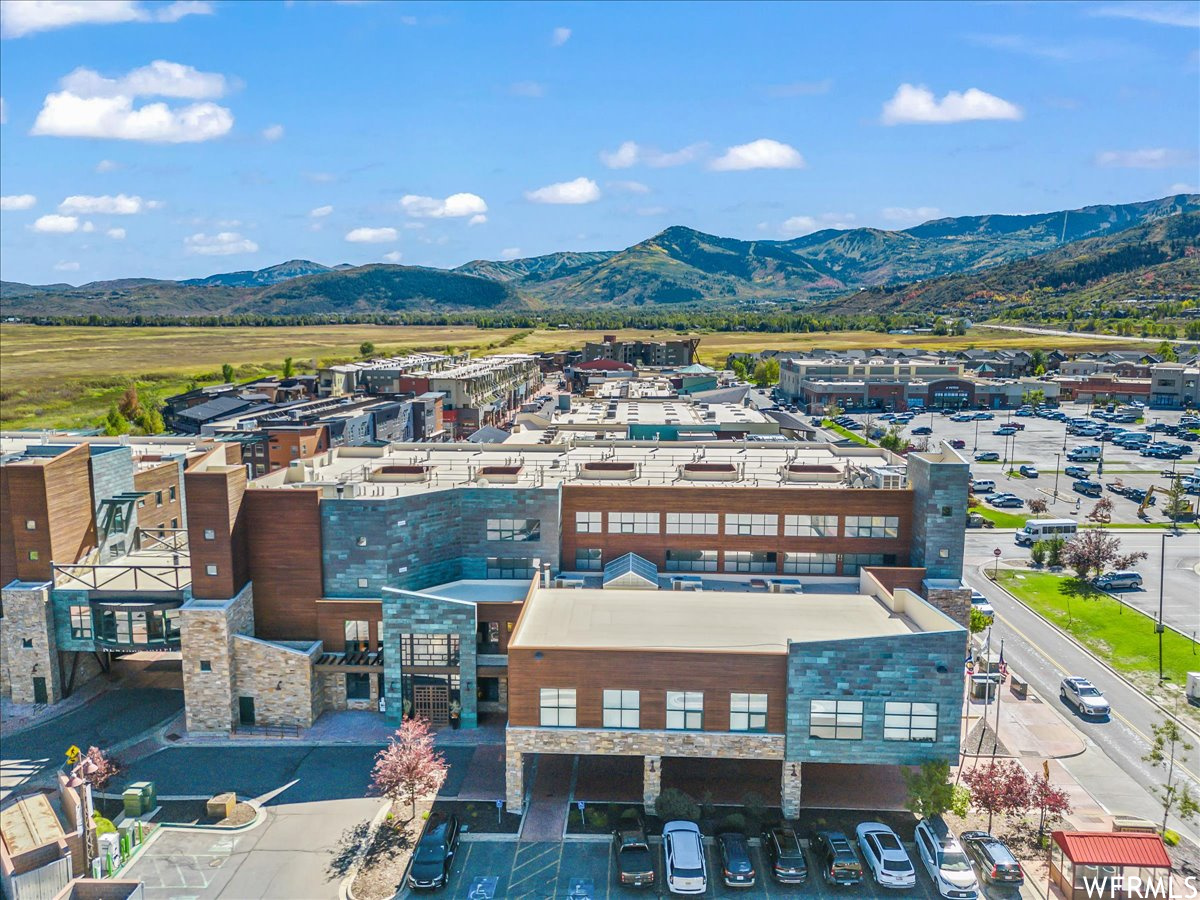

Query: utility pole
[[994, 638, 1005, 744], [1054, 452, 1062, 503], [1158, 530, 1169, 682]]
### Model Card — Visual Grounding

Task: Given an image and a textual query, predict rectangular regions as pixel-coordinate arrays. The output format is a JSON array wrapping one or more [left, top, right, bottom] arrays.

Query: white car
[[915, 817, 980, 899], [969, 590, 994, 619], [856, 822, 916, 888], [663, 820, 707, 895]]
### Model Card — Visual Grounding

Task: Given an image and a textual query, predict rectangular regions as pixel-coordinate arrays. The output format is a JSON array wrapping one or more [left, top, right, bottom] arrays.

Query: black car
[[612, 819, 655, 888], [960, 831, 1024, 886], [407, 812, 461, 890], [911, 426, 933, 435], [717, 832, 756, 888], [813, 830, 864, 886], [762, 825, 808, 884]]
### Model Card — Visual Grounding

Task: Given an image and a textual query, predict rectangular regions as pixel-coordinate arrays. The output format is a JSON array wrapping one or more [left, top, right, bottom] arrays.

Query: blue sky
[[0, 0, 1197, 284]]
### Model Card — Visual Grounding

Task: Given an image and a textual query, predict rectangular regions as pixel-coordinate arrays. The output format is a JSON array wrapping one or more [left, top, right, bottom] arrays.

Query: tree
[[1062, 528, 1121, 581], [969, 607, 992, 635], [1030, 541, 1047, 567], [654, 788, 700, 821], [282, 356, 295, 378], [1113, 550, 1148, 571], [137, 405, 165, 435], [102, 405, 129, 436], [1157, 341, 1178, 363], [1021, 388, 1046, 407], [1029, 773, 1072, 839], [879, 424, 909, 453], [963, 760, 1031, 831], [1162, 477, 1193, 525], [359, 341, 376, 358], [1144, 716, 1199, 832], [370, 717, 448, 818], [118, 385, 141, 422], [731, 358, 748, 381], [1086, 496, 1113, 528], [1045, 534, 1066, 568], [903, 761, 957, 820], [753, 357, 780, 387], [80, 746, 120, 789], [1026, 498, 1048, 517], [221, 363, 235, 384]]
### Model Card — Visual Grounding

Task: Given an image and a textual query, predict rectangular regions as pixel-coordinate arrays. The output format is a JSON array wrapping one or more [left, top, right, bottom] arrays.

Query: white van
[[1067, 446, 1101, 462], [971, 479, 997, 494], [1016, 518, 1078, 547], [663, 821, 707, 894]]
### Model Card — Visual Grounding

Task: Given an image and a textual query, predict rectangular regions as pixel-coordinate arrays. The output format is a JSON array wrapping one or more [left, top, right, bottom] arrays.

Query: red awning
[[1052, 831, 1171, 868]]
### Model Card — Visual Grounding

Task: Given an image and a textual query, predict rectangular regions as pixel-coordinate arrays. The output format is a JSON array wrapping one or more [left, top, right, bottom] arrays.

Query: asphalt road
[[972, 324, 1196, 347]]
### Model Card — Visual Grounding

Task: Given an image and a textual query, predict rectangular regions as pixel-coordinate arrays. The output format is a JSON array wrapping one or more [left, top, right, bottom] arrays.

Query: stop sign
[[993, 548, 1002, 557]]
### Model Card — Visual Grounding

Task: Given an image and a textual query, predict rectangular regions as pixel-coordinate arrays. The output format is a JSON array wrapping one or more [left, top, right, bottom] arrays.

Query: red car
[[949, 439, 966, 449]]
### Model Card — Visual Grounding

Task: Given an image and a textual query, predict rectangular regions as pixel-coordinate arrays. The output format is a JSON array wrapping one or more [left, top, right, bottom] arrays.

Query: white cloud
[[881, 206, 943, 225], [780, 211, 858, 236], [1, 0, 212, 38], [767, 79, 833, 97], [468, 214, 487, 226], [551, 25, 571, 46], [881, 83, 1023, 125], [1090, 2, 1199, 28], [54, 260, 80, 272], [609, 180, 650, 194], [262, 123, 284, 141], [309, 205, 333, 217], [710, 138, 806, 171], [95, 158, 120, 172], [400, 192, 487, 218], [184, 231, 258, 255], [58, 193, 152, 214], [32, 214, 79, 232], [0, 193, 37, 210], [32, 60, 234, 143], [345, 226, 397, 243], [106, 227, 126, 239], [500, 247, 522, 259], [80, 220, 94, 232], [1095, 148, 1190, 168], [382, 250, 403, 262], [509, 81, 545, 98], [525, 176, 601, 204], [1168, 182, 1198, 193], [599, 140, 703, 169], [780, 216, 818, 236]]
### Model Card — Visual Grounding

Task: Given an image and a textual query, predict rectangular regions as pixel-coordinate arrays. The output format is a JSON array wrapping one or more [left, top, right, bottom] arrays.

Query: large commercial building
[[582, 337, 700, 368]]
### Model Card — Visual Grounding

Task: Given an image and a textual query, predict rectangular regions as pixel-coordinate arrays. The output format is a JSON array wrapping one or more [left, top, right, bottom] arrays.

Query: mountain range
[[2, 194, 1196, 318]]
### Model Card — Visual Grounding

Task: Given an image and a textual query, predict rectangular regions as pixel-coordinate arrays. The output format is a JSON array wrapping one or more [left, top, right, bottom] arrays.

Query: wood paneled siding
[[476, 601, 524, 653], [185, 465, 249, 599], [133, 461, 184, 531], [316, 599, 383, 650], [242, 488, 324, 640], [1, 444, 95, 583], [560, 484, 913, 575], [507, 647, 787, 733]]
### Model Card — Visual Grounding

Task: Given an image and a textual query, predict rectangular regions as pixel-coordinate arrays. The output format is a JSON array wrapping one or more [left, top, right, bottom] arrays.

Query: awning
[[1052, 831, 1171, 868]]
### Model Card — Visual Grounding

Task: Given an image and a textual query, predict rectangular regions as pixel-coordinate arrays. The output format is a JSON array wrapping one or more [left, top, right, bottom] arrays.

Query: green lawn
[[996, 571, 1198, 688], [973, 506, 1029, 528], [822, 420, 872, 446]]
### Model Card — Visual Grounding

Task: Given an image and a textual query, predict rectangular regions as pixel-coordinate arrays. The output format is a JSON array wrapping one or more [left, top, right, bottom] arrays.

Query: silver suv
[[1060, 676, 1110, 717]]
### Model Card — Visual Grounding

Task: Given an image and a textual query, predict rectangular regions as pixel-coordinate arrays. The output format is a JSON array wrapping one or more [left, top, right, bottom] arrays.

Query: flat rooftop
[[1, 792, 63, 856], [553, 399, 771, 427], [510, 588, 934, 654]]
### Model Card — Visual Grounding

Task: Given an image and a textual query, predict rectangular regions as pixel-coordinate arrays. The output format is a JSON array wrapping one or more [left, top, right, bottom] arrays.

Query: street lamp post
[[974, 417, 980, 452], [1054, 452, 1062, 503], [1157, 530, 1168, 682]]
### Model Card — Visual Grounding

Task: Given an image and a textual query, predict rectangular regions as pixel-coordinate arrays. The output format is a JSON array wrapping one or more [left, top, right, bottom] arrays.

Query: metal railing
[[135, 527, 189, 552], [52, 562, 190, 592], [234, 723, 300, 739]]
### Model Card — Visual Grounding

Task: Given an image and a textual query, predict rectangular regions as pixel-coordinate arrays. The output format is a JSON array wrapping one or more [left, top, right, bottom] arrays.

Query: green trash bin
[[123, 787, 145, 817], [131, 781, 156, 811]]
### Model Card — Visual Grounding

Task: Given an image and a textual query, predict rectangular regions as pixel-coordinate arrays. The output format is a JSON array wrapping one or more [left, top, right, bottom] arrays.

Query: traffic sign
[[65, 745, 81, 766], [993, 548, 1002, 557]]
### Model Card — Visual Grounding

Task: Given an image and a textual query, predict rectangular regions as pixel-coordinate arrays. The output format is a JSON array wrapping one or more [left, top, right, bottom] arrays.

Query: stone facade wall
[[382, 588, 478, 726], [179, 584, 254, 734], [908, 450, 970, 580], [317, 669, 380, 712], [925, 585, 972, 631], [231, 635, 320, 729], [0, 582, 60, 704], [781, 761, 803, 818], [785, 630, 964, 766]]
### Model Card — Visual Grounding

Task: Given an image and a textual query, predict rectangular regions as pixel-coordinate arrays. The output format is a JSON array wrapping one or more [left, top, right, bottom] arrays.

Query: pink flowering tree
[[370, 717, 448, 819]]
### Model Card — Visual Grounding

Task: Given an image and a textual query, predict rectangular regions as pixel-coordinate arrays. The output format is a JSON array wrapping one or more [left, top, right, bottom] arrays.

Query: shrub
[[92, 813, 117, 836], [655, 788, 700, 822], [585, 807, 609, 829], [720, 813, 748, 834], [1164, 829, 1180, 846], [619, 807, 642, 823], [741, 791, 767, 827], [1030, 541, 1047, 567]]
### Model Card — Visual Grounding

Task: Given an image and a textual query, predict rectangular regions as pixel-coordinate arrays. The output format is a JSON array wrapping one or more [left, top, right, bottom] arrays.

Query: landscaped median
[[821, 419, 872, 446], [994, 570, 1199, 697]]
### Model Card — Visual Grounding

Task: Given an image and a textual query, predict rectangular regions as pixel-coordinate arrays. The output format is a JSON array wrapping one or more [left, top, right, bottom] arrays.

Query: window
[[199, 660, 212, 672], [730, 693, 768, 732], [346, 672, 371, 700], [155, 491, 163, 507], [539, 688, 577, 726], [171, 518, 178, 529], [478, 620, 501, 653], [357, 536, 367, 547], [664, 549, 717, 572], [486, 518, 541, 542], [843, 554, 892, 575], [28, 551, 38, 561], [725, 551, 777, 573], [783, 552, 838, 574], [575, 511, 602, 534], [70, 605, 92, 639], [169, 485, 177, 502], [25, 520, 36, 530], [845, 515, 900, 539], [21, 638, 33, 649], [574, 548, 602, 571], [486, 557, 536, 579], [608, 511, 659, 534], [205, 564, 218, 576], [203, 529, 216, 541], [399, 633, 460, 667], [137, 500, 145, 509], [725, 513, 778, 536], [666, 691, 703, 730], [665, 512, 718, 535], [784, 515, 838, 537], [357, 577, 369, 588], [603, 690, 640, 728], [885, 701, 938, 742], [344, 619, 370, 653], [810, 699, 864, 740]]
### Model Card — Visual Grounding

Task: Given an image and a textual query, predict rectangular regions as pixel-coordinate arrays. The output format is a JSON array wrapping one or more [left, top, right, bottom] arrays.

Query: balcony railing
[[53, 562, 190, 592], [134, 527, 189, 553]]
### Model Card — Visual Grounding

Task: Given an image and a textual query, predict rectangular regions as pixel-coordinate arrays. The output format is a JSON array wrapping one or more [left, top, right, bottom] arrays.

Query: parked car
[[912, 426, 933, 435], [613, 818, 655, 888], [969, 590, 994, 618], [813, 830, 864, 886], [989, 494, 1024, 508], [856, 822, 917, 889], [663, 821, 707, 895], [970, 479, 996, 493], [993, 426, 1016, 436], [717, 832, 756, 888], [761, 825, 808, 884], [914, 817, 980, 900], [960, 832, 1024, 886], [408, 813, 461, 890], [1094, 571, 1143, 591], [949, 439, 966, 449], [1060, 676, 1111, 717], [1018, 465, 1039, 478], [1073, 480, 1102, 497], [974, 412, 994, 420], [1064, 465, 1090, 479], [974, 451, 1000, 462]]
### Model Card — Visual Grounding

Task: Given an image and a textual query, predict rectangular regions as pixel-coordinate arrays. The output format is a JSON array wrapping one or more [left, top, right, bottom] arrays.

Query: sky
[[0, 0, 1197, 284]]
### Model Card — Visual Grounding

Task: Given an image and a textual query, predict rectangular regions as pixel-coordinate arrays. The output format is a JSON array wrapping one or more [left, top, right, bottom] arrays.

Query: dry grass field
[[0, 322, 1142, 431]]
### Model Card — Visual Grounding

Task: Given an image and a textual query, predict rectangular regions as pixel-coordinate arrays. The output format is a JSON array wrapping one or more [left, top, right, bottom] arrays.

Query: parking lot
[[431, 836, 1024, 899]]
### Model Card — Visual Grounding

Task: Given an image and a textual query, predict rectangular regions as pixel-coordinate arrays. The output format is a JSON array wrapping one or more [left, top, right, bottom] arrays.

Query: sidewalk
[[175, 710, 507, 747]]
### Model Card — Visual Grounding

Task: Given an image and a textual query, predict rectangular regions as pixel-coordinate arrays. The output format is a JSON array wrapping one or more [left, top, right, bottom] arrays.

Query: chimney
[[542, 561, 552, 588]]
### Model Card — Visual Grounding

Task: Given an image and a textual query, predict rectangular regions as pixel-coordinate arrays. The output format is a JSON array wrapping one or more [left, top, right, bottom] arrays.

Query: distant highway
[[973, 323, 1195, 346]]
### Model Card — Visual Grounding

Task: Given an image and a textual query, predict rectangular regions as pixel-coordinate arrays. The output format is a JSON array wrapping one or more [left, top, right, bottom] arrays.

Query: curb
[[340, 800, 393, 900], [984, 568, 1200, 741]]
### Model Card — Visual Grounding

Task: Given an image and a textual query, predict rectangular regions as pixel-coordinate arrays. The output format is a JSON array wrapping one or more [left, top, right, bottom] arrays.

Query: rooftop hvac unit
[[770, 579, 804, 594], [671, 576, 703, 591], [555, 576, 585, 589]]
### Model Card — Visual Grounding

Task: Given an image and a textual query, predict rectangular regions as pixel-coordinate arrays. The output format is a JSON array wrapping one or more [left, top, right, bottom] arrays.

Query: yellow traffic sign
[[65, 745, 81, 766], [1043, 759, 1051, 780]]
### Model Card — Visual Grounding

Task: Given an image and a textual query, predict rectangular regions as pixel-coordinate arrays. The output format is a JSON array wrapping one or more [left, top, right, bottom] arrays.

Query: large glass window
[[783, 552, 838, 574], [666, 691, 703, 730], [810, 700, 864, 740], [784, 515, 838, 537], [399, 633, 461, 667], [486, 518, 541, 542], [344, 619, 370, 653], [843, 553, 893, 575], [70, 605, 93, 639], [664, 549, 718, 572], [608, 512, 659, 534], [574, 548, 603, 571], [730, 693, 768, 732], [603, 690, 640, 728], [884, 701, 938, 742], [346, 672, 371, 700], [724, 551, 777, 573], [845, 515, 900, 539], [575, 511, 602, 533], [665, 512, 718, 535], [486, 557, 536, 579], [539, 688, 577, 726], [725, 514, 778, 536]]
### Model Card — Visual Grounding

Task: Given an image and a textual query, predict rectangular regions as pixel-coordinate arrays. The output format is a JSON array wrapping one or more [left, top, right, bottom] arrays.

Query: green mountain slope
[[455, 251, 616, 284]]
